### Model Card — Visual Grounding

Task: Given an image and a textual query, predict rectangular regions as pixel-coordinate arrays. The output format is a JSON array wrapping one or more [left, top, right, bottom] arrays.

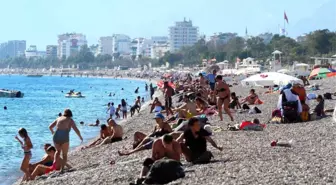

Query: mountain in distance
[[289, 0, 336, 37]]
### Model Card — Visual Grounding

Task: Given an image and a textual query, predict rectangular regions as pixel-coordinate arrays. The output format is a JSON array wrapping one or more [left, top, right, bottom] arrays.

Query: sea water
[[0, 75, 149, 184]]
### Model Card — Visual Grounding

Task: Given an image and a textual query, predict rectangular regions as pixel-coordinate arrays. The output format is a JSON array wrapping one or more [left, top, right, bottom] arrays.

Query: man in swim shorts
[[99, 118, 123, 145]]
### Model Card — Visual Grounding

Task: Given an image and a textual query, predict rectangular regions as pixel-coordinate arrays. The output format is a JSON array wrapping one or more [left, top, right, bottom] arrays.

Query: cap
[[154, 113, 165, 120]]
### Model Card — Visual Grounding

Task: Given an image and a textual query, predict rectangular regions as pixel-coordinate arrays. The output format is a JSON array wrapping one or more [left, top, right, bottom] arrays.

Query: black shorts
[[165, 97, 172, 108], [111, 137, 123, 143]]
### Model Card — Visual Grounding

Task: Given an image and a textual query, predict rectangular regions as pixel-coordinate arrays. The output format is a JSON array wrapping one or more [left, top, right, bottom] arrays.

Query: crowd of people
[[15, 70, 331, 184]]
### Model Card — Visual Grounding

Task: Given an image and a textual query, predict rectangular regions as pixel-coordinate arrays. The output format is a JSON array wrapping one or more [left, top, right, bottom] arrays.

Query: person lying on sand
[[30, 146, 72, 180], [118, 113, 176, 156], [29, 143, 53, 173], [138, 134, 181, 180], [99, 118, 123, 145], [81, 124, 112, 149], [177, 117, 222, 163]]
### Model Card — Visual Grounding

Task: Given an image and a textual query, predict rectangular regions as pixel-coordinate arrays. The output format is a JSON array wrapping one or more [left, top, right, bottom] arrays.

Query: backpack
[[301, 111, 309, 122], [192, 151, 214, 164], [242, 104, 250, 110], [324, 93, 332, 100], [144, 158, 185, 184], [281, 91, 299, 123]]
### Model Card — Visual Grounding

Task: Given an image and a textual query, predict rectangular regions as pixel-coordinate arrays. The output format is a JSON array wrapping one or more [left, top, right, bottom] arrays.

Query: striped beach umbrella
[[309, 68, 331, 79]]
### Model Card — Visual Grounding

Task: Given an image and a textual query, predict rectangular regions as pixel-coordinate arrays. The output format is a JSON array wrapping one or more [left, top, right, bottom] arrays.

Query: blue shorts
[[209, 83, 215, 91]]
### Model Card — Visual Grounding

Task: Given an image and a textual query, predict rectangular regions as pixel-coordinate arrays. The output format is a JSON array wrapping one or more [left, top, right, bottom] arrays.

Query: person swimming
[[135, 87, 139, 94]]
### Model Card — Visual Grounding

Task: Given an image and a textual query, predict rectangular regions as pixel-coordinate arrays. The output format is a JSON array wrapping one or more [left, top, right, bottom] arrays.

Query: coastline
[[10, 77, 336, 185], [3, 74, 159, 185]]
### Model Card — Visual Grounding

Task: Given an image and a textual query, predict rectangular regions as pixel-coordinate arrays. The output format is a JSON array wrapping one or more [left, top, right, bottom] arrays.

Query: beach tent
[[309, 68, 331, 79], [241, 72, 303, 87]]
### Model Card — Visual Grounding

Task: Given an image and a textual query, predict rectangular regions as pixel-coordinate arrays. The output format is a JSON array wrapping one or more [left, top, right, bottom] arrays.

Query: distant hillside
[[290, 0, 336, 37]]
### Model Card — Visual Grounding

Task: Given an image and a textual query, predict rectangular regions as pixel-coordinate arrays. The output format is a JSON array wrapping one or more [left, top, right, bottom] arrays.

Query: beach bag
[[272, 109, 281, 118], [324, 93, 332, 100], [242, 104, 250, 110], [144, 158, 185, 184], [192, 151, 214, 164]]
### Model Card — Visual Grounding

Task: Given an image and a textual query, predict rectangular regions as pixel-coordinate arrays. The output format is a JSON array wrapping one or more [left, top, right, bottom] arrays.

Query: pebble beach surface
[[15, 78, 336, 185]]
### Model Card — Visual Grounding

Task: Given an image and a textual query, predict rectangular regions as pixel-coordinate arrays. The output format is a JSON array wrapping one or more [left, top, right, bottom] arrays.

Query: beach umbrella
[[205, 64, 220, 74], [309, 68, 331, 79], [327, 72, 336, 78], [241, 72, 303, 87], [157, 80, 176, 89]]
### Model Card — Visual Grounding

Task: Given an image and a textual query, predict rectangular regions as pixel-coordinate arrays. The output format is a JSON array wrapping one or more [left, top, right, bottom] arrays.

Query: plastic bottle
[[271, 139, 293, 147]]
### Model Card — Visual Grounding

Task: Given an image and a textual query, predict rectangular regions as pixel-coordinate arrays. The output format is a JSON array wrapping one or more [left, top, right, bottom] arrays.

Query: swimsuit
[[45, 162, 57, 174], [53, 129, 70, 145], [110, 137, 123, 143], [23, 142, 32, 156]]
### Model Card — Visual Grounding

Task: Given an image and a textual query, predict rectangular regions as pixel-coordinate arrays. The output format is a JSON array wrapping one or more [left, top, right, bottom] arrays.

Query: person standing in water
[[15, 128, 33, 182], [121, 99, 128, 119], [145, 84, 148, 91], [49, 109, 83, 172], [150, 83, 155, 100], [135, 87, 139, 94]]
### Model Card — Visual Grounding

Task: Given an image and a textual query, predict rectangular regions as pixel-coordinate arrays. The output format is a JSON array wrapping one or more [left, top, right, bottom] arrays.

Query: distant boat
[[27, 74, 43, 77], [0, 89, 24, 98]]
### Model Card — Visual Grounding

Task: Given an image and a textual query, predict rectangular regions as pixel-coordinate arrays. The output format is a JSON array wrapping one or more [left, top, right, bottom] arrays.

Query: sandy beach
[[11, 76, 336, 185]]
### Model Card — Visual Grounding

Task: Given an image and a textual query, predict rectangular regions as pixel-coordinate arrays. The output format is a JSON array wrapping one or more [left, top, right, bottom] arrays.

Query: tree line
[[0, 29, 335, 69]]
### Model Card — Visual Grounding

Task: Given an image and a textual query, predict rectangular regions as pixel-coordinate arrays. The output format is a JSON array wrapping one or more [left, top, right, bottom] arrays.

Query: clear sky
[[0, 0, 334, 49]]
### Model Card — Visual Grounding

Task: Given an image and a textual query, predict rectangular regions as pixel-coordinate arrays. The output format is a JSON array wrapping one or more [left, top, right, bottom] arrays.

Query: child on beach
[[15, 128, 33, 182], [229, 92, 241, 109], [116, 104, 121, 119]]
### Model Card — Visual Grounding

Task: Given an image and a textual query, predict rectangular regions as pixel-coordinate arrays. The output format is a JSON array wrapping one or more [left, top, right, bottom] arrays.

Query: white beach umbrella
[[241, 72, 303, 87], [277, 69, 290, 74]]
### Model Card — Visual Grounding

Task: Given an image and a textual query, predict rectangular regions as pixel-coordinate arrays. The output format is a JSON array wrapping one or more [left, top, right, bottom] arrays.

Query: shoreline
[[3, 74, 159, 185]]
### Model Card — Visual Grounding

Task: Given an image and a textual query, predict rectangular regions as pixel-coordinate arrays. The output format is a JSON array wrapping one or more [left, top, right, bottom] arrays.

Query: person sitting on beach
[[314, 95, 325, 117], [207, 91, 217, 106], [177, 118, 222, 164], [29, 143, 53, 173], [241, 89, 259, 105], [116, 104, 121, 119], [81, 123, 113, 149], [88, 119, 100, 126], [138, 134, 181, 180], [99, 118, 123, 145], [118, 113, 173, 156], [195, 97, 208, 113], [30, 146, 72, 180], [150, 97, 164, 113], [229, 92, 241, 109], [199, 73, 208, 88], [175, 95, 199, 119]]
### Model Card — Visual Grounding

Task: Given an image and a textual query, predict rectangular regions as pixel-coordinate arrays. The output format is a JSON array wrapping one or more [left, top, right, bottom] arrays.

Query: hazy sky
[[0, 0, 333, 49]]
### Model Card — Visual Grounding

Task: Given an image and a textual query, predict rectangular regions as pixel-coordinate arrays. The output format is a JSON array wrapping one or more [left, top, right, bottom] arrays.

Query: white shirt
[[277, 89, 302, 113], [109, 106, 116, 115]]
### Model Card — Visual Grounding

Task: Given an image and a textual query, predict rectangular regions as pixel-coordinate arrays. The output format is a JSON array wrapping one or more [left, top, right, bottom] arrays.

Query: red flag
[[284, 12, 289, 23]]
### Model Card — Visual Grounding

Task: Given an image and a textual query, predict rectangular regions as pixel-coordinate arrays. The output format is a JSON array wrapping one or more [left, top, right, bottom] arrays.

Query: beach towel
[[239, 121, 265, 131], [144, 158, 185, 184]]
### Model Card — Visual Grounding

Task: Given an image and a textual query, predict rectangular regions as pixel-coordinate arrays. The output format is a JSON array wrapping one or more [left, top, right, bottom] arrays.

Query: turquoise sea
[[0, 75, 149, 184]]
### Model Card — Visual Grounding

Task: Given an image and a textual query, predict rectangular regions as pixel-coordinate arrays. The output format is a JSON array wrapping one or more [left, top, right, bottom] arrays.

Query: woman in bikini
[[215, 75, 234, 121], [49, 109, 83, 172], [15, 128, 33, 182], [30, 146, 72, 180]]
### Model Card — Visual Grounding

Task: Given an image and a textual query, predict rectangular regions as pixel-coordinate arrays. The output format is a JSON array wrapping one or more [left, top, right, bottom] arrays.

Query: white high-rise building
[[98, 36, 113, 56], [130, 38, 153, 60], [112, 34, 131, 61], [169, 18, 199, 52], [57, 33, 87, 59]]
